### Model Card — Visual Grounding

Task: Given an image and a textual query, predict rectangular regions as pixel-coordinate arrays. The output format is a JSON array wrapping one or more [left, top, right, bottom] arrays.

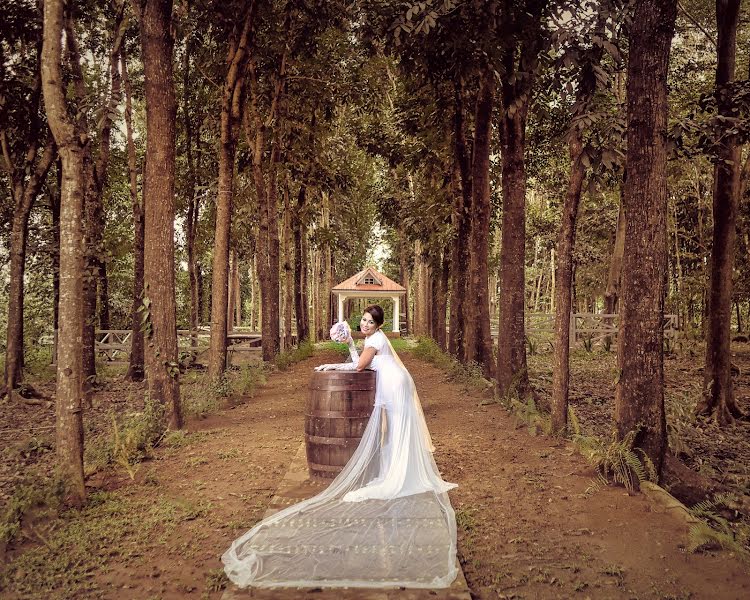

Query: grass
[[0, 490, 212, 599], [275, 339, 314, 371], [409, 337, 494, 393]]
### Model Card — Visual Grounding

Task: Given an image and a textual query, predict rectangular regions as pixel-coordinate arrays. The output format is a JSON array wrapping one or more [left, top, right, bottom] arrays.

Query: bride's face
[[360, 312, 378, 336]]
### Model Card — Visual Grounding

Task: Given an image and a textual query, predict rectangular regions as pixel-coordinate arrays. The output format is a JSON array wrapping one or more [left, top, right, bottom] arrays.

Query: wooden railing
[[489, 312, 680, 348], [93, 328, 295, 363]]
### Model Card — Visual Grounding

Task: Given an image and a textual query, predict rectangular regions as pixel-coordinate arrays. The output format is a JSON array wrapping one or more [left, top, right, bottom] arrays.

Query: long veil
[[222, 335, 458, 589]]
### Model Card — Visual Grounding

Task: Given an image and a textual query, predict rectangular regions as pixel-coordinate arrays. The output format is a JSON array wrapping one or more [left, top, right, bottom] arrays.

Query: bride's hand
[[315, 364, 337, 371]]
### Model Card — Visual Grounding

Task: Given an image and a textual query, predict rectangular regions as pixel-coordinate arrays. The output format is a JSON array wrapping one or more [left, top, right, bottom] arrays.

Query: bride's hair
[[364, 304, 385, 327]]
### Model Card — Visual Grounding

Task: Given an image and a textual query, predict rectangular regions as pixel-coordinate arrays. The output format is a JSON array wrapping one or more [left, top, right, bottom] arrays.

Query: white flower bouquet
[[329, 320, 352, 343]]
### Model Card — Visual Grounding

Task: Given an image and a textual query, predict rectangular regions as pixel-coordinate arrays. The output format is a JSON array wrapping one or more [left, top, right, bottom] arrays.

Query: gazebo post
[[393, 296, 400, 333], [337, 293, 345, 325]]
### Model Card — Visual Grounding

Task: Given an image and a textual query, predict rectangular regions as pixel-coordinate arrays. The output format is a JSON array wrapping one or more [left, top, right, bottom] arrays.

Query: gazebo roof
[[332, 266, 406, 293]]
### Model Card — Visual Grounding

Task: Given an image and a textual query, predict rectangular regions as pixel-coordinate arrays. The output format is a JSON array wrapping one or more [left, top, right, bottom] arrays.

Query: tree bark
[[42, 0, 86, 506], [449, 81, 472, 358], [463, 65, 494, 376], [52, 161, 61, 365], [552, 132, 585, 434], [398, 223, 411, 335], [183, 37, 201, 349], [98, 260, 111, 330], [437, 247, 450, 351], [293, 184, 310, 342], [3, 139, 55, 392], [1, 34, 57, 391], [208, 5, 254, 378], [496, 62, 531, 396], [615, 0, 677, 479], [604, 185, 626, 316], [248, 48, 284, 360], [283, 180, 294, 348], [140, 0, 181, 429], [698, 0, 744, 423], [123, 45, 145, 381]]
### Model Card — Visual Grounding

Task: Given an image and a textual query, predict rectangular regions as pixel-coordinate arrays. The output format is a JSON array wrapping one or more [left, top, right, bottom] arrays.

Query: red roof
[[332, 266, 406, 292]]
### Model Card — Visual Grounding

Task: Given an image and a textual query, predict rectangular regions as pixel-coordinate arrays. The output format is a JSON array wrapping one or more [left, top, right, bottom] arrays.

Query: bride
[[222, 304, 458, 589]]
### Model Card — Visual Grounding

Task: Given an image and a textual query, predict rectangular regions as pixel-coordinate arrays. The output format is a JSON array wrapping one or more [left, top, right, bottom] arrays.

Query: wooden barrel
[[305, 370, 375, 480]]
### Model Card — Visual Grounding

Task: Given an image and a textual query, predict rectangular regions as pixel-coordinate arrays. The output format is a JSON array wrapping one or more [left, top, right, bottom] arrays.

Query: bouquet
[[329, 320, 352, 343]]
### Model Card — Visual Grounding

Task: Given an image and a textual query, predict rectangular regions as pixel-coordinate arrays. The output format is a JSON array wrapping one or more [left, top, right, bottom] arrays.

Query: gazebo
[[331, 267, 407, 334]]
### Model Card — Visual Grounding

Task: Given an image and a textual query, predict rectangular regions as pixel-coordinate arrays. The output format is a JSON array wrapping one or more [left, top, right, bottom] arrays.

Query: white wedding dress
[[222, 330, 458, 588]]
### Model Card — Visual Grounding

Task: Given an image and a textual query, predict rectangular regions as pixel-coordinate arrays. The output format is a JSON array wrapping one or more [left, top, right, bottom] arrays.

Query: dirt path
[[3, 351, 750, 599]]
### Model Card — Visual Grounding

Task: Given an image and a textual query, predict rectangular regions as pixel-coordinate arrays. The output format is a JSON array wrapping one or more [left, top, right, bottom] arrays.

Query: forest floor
[[1, 343, 750, 599]]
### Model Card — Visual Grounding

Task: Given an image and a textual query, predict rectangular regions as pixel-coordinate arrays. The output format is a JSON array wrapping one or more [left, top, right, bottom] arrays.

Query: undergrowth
[[0, 474, 63, 546], [411, 337, 493, 393], [0, 491, 212, 599], [275, 339, 314, 371], [686, 494, 750, 561]]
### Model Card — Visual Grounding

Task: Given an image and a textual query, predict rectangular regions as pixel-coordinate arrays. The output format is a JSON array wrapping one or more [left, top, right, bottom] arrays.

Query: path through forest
[[3, 351, 750, 599]]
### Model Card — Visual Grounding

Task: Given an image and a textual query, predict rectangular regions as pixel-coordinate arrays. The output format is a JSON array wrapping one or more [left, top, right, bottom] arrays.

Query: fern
[[685, 493, 749, 561], [572, 429, 655, 494]]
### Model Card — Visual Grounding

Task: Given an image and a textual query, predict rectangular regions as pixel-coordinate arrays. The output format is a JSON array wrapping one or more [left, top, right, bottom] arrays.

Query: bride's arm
[[356, 347, 377, 371]]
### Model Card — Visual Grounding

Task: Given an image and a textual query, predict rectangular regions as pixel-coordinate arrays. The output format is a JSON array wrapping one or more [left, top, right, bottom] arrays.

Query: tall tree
[[496, 0, 549, 398], [1, 11, 56, 393], [551, 12, 609, 434], [463, 61, 494, 375], [615, 0, 677, 478], [697, 0, 744, 424], [293, 183, 310, 341], [139, 0, 182, 429], [208, 1, 255, 379], [248, 45, 286, 361], [41, 0, 86, 506], [123, 43, 146, 381], [448, 81, 472, 358]]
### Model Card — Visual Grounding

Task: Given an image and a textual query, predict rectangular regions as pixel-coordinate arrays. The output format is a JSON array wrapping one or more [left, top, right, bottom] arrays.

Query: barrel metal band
[[308, 462, 345, 472], [309, 385, 375, 392], [305, 434, 362, 447], [306, 410, 372, 418]]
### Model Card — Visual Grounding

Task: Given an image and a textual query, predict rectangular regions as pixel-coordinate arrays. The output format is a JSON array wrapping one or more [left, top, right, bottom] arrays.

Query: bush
[[275, 340, 314, 371]]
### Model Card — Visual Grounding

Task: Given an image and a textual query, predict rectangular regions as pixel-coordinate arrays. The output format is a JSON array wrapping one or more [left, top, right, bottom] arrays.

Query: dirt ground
[[1, 349, 750, 599]]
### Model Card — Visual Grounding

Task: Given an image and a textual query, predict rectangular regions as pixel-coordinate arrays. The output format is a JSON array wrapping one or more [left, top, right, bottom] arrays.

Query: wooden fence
[[490, 312, 680, 348], [93, 328, 266, 364]]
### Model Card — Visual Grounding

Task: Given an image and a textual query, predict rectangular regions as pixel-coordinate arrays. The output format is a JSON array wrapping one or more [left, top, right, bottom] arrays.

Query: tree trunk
[[76, 9, 124, 385], [437, 248, 450, 351], [496, 64, 531, 396], [42, 0, 86, 506], [123, 46, 145, 381], [615, 0, 677, 479], [698, 0, 744, 423], [552, 133, 586, 434], [52, 162, 61, 365], [294, 184, 310, 342], [283, 180, 294, 348], [98, 259, 110, 330], [449, 82, 472, 358], [604, 186, 626, 351], [234, 252, 242, 327], [249, 53, 284, 360], [227, 251, 237, 333], [208, 7, 254, 378], [398, 223, 411, 335], [183, 39, 201, 349], [464, 65, 494, 376], [4, 140, 55, 391], [140, 0, 181, 429], [321, 191, 331, 336], [265, 142, 282, 356]]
